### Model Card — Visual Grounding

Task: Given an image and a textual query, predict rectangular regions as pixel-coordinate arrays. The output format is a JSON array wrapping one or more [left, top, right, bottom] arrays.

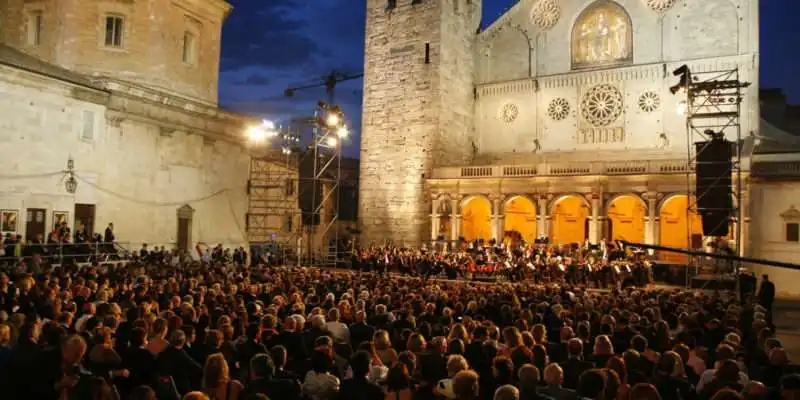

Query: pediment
[[780, 206, 800, 221]]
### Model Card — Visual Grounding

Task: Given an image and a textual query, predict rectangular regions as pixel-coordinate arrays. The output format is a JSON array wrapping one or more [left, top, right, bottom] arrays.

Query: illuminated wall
[[607, 195, 645, 243], [552, 196, 588, 245], [504, 196, 537, 243], [462, 197, 492, 241], [659, 195, 702, 263]]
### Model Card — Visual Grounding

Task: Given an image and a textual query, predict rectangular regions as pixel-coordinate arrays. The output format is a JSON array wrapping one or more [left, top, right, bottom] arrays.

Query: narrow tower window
[[182, 31, 197, 64], [387, 0, 396, 11], [425, 43, 430, 64], [412, 0, 423, 4], [104, 15, 124, 48], [27, 10, 43, 46]]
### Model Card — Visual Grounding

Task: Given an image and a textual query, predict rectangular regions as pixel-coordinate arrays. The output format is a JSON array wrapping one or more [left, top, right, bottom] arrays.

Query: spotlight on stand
[[670, 64, 691, 95], [336, 126, 349, 139], [325, 136, 338, 147]]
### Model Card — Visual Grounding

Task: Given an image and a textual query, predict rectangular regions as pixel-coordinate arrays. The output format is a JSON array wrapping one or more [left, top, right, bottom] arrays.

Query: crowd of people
[[0, 242, 792, 400]]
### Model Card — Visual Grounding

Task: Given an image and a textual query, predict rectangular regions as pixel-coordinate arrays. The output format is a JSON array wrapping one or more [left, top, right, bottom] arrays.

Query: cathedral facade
[[0, 0, 256, 250], [360, 0, 800, 295]]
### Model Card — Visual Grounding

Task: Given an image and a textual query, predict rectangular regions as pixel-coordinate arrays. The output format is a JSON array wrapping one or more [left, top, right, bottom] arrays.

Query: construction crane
[[284, 70, 364, 105]]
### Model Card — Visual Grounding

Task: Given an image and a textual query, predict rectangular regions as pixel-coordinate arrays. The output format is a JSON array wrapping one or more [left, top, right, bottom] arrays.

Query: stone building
[[0, 0, 260, 251], [360, 0, 800, 295]]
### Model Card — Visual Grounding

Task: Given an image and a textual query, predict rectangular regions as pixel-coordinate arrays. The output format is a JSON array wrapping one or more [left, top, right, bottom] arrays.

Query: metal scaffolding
[[303, 102, 345, 266], [677, 67, 749, 288], [246, 137, 301, 264]]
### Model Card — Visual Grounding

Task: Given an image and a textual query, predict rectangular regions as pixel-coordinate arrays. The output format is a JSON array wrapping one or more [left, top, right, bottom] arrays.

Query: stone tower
[[359, 0, 480, 246], [0, 0, 231, 105]]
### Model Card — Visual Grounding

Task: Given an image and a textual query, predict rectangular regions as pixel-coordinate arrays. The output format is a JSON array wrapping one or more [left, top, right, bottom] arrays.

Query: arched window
[[571, 0, 632, 70]]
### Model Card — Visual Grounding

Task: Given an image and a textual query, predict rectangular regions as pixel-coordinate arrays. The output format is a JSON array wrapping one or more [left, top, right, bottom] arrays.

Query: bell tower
[[359, 0, 481, 245]]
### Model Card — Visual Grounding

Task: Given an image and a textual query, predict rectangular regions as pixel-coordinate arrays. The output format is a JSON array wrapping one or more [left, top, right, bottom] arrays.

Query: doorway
[[177, 205, 194, 252], [25, 208, 46, 241], [74, 204, 96, 237]]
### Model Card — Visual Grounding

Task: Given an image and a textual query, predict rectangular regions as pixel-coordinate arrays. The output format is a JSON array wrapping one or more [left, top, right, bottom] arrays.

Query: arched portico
[[462, 195, 492, 242], [606, 194, 646, 243], [503, 195, 537, 244], [551, 195, 590, 246], [659, 194, 703, 263]]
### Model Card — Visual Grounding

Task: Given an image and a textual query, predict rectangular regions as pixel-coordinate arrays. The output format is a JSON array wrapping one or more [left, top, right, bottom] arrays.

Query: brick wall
[[0, 0, 230, 105], [359, 0, 480, 246]]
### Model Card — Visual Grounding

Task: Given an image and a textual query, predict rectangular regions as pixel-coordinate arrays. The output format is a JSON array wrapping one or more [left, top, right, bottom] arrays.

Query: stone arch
[[503, 195, 537, 244], [435, 194, 454, 240], [606, 194, 646, 243], [659, 194, 702, 263], [176, 204, 194, 251], [549, 193, 590, 215], [461, 195, 492, 241], [551, 194, 590, 246], [487, 24, 531, 82], [570, 0, 633, 70]]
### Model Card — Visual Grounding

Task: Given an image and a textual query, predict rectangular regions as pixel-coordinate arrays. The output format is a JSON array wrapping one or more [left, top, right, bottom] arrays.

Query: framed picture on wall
[[53, 211, 69, 228], [1, 210, 18, 232]]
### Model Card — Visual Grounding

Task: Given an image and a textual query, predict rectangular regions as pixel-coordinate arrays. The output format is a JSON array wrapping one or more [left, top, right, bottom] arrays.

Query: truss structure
[[680, 67, 749, 288], [302, 103, 344, 266], [246, 148, 301, 264]]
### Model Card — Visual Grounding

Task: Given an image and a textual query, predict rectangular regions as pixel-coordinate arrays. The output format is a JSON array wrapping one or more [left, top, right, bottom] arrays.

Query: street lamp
[[64, 157, 77, 194]]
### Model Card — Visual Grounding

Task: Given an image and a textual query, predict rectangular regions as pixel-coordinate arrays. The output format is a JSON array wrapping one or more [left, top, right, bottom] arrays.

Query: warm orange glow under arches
[[504, 196, 537, 243], [462, 197, 492, 241], [552, 196, 588, 246]]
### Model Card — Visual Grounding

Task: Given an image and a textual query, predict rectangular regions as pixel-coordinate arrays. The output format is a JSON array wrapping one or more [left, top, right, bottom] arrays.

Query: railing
[[432, 159, 691, 179], [0, 241, 132, 266], [751, 161, 800, 177]]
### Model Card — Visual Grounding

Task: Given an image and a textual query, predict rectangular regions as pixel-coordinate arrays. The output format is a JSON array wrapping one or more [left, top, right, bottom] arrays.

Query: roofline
[[0, 59, 109, 94]]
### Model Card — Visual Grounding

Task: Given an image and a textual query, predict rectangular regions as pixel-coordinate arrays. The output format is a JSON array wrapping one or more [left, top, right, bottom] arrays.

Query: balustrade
[[431, 158, 692, 179]]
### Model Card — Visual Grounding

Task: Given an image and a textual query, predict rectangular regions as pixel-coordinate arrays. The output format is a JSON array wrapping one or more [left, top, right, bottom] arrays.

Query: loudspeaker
[[695, 139, 733, 236], [701, 213, 730, 236]]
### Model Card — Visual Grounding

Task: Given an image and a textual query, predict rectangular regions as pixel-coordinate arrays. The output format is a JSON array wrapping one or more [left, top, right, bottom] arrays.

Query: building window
[[182, 31, 197, 64], [27, 10, 43, 46], [81, 110, 95, 140], [285, 179, 295, 196], [787, 223, 800, 242], [284, 215, 293, 233], [104, 15, 124, 48]]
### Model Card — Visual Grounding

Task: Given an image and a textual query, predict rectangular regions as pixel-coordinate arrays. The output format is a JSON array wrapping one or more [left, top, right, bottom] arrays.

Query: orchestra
[[348, 238, 655, 289]]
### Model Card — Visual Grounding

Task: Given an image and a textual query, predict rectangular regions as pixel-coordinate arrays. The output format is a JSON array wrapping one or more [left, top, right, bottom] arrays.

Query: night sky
[[218, 0, 800, 158]]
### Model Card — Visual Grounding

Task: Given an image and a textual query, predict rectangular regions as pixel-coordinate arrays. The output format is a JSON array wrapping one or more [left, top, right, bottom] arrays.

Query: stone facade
[[360, 0, 481, 246], [474, 0, 758, 155], [0, 59, 252, 250], [0, 0, 229, 105], [0, 0, 263, 251]]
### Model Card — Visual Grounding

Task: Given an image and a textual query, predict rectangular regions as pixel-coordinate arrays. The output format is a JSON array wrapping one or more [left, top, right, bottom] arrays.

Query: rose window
[[499, 103, 519, 123], [644, 0, 676, 13], [638, 91, 661, 113], [547, 98, 570, 121], [581, 84, 624, 127], [531, 0, 560, 30]]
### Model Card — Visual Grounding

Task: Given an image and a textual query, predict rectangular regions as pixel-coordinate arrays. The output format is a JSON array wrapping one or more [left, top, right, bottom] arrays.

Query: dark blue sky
[[219, 0, 799, 158]]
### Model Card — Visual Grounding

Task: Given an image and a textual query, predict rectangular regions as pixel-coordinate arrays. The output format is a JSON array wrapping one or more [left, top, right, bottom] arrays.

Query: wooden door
[[25, 208, 46, 241], [74, 204, 96, 236], [177, 218, 190, 251]]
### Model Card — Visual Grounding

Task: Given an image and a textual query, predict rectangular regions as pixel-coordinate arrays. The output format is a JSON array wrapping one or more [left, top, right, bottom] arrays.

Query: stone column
[[430, 198, 440, 246], [491, 197, 503, 242], [645, 193, 658, 245], [537, 195, 548, 240], [451, 198, 460, 243], [590, 194, 601, 244]]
